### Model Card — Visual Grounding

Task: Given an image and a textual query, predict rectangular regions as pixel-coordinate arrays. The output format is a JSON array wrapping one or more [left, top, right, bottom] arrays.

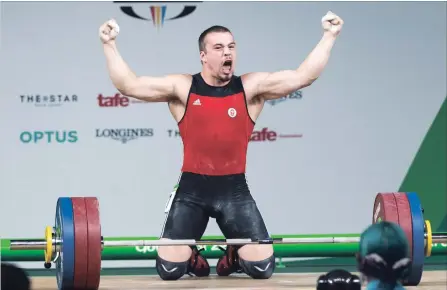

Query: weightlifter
[[99, 11, 343, 280]]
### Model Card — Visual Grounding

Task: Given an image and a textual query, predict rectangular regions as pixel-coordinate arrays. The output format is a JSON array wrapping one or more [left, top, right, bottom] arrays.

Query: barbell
[[9, 192, 447, 290]]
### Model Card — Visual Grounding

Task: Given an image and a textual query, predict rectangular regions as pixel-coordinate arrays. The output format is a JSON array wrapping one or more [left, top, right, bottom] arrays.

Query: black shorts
[[160, 172, 270, 241]]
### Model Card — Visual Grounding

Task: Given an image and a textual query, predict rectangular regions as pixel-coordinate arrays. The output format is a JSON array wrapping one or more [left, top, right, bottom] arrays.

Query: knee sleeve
[[155, 256, 188, 281], [239, 254, 275, 279]]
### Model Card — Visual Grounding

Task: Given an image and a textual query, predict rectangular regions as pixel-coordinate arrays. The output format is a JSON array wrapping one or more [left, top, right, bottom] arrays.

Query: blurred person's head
[[357, 221, 411, 289], [317, 269, 361, 290], [1, 263, 31, 290]]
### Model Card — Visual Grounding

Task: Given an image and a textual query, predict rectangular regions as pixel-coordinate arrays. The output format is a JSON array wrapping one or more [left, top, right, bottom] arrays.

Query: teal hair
[[359, 221, 410, 263], [359, 221, 411, 289], [366, 280, 406, 290]]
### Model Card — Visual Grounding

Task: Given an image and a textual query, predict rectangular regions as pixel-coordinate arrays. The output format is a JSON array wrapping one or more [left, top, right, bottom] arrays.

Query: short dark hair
[[198, 25, 232, 52]]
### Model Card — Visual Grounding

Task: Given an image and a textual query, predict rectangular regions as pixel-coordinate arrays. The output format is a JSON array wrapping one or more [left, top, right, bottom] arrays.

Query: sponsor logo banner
[[250, 127, 302, 142], [95, 128, 154, 143], [167, 128, 302, 141], [20, 94, 78, 107], [266, 90, 302, 106], [20, 131, 78, 144], [97, 93, 146, 107], [115, 1, 201, 29], [167, 129, 181, 138]]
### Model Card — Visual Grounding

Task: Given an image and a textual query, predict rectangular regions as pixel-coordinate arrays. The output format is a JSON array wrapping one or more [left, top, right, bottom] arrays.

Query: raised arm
[[100, 19, 180, 102], [244, 12, 344, 101]]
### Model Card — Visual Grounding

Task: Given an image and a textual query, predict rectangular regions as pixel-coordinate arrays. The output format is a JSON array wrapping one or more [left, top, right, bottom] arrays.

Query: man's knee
[[239, 254, 276, 279], [157, 240, 192, 262], [155, 256, 188, 281]]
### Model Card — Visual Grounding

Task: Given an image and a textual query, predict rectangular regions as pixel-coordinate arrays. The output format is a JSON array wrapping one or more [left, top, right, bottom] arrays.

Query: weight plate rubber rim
[[373, 193, 399, 224], [392, 193, 413, 258], [85, 197, 102, 289], [392, 192, 414, 285], [71, 197, 89, 289]]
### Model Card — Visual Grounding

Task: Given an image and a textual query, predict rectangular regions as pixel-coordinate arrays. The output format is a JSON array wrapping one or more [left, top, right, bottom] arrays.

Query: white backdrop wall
[[0, 1, 445, 251]]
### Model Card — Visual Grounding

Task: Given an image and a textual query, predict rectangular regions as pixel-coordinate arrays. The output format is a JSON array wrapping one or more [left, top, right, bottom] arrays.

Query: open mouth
[[222, 60, 232, 73]]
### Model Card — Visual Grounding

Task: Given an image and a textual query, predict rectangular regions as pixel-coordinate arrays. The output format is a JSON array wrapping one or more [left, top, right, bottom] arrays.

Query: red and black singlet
[[178, 73, 255, 176]]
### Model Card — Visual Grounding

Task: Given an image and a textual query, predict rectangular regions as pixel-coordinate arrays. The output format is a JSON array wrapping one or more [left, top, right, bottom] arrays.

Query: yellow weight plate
[[44, 226, 53, 264], [425, 220, 433, 257], [425, 220, 432, 257]]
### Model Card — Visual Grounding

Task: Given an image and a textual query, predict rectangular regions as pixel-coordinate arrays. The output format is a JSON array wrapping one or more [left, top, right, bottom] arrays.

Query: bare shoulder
[[165, 73, 192, 88], [166, 73, 192, 82], [241, 72, 270, 100], [167, 73, 193, 103]]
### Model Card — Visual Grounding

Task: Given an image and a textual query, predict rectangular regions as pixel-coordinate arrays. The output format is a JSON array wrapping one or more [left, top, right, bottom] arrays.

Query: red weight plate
[[372, 193, 399, 224], [393, 193, 413, 259], [85, 197, 102, 289], [71, 197, 88, 289]]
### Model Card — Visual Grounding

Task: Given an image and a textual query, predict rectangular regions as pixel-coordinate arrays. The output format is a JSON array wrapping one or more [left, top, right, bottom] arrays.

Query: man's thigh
[[160, 198, 209, 240], [158, 196, 209, 262], [216, 199, 274, 261], [216, 199, 269, 240]]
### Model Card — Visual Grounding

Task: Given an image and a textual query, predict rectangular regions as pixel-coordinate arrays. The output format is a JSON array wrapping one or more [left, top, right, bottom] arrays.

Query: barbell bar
[[9, 233, 447, 250]]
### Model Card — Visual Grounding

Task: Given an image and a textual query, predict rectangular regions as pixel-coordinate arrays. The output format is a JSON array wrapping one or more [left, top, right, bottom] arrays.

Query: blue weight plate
[[55, 197, 75, 290], [406, 192, 424, 286]]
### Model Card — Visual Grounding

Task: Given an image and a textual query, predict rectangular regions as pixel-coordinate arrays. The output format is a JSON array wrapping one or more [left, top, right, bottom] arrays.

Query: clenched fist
[[321, 11, 344, 36], [99, 19, 120, 44]]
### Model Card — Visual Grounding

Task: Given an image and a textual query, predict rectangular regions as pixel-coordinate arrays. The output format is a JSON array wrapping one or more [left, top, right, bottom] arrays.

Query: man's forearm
[[103, 42, 137, 93], [296, 32, 337, 84]]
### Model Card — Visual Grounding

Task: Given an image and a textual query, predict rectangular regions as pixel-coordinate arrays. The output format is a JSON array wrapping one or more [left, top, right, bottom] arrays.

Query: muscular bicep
[[121, 75, 180, 102], [245, 70, 312, 101]]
